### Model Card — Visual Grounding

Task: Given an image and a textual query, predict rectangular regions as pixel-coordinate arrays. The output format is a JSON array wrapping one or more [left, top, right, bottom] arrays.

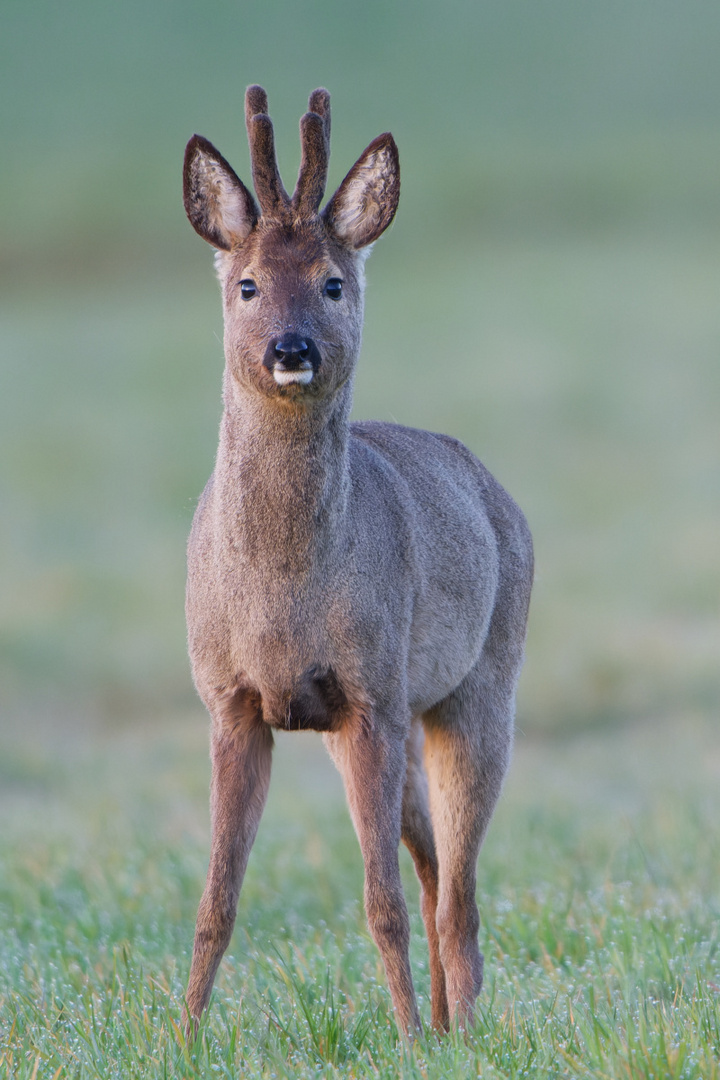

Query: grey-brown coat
[[181, 86, 533, 1036]]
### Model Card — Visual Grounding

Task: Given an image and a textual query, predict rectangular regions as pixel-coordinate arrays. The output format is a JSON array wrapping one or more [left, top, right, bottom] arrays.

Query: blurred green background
[[2, 0, 719, 735]]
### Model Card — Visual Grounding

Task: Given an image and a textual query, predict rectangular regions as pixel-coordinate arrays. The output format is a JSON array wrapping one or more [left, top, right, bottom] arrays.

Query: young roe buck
[[181, 85, 533, 1035]]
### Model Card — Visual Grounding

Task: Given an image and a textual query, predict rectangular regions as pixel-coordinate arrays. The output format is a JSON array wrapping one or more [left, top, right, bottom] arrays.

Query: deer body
[[182, 87, 533, 1035]]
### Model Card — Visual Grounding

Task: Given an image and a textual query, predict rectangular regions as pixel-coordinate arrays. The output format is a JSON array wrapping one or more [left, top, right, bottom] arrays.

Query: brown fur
[[181, 86, 533, 1037]]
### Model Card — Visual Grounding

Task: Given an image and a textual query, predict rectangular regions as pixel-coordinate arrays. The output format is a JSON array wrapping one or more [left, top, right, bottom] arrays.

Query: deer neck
[[214, 373, 353, 575]]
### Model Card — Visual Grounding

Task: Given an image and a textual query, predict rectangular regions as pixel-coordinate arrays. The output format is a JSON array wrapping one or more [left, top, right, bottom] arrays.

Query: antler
[[292, 88, 331, 214], [244, 85, 289, 217], [244, 86, 332, 219]]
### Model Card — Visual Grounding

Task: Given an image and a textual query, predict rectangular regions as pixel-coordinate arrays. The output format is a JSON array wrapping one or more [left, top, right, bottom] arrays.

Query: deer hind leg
[[324, 710, 421, 1035], [185, 687, 273, 1031], [422, 660, 513, 1029], [401, 718, 449, 1031]]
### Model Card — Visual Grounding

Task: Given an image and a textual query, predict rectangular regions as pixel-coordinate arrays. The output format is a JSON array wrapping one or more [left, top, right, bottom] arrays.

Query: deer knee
[[195, 891, 237, 954], [364, 883, 410, 954]]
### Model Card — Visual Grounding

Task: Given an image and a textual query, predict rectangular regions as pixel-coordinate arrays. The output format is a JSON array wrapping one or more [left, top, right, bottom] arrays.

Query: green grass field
[[2, 1, 720, 1075], [1, 713, 719, 1077]]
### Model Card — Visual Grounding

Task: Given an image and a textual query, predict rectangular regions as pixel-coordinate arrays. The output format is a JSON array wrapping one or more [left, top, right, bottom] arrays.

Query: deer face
[[183, 88, 399, 407], [214, 219, 365, 401]]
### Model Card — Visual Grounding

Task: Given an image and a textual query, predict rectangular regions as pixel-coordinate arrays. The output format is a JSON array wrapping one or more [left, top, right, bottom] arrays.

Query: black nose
[[274, 335, 309, 363], [263, 334, 321, 373]]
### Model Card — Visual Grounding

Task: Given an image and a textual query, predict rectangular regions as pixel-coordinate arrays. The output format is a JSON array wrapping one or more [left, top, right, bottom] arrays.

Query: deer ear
[[183, 135, 259, 250], [323, 133, 399, 249]]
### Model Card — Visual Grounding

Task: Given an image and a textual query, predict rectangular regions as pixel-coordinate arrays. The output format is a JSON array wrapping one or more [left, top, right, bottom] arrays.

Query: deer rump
[[181, 85, 533, 1037]]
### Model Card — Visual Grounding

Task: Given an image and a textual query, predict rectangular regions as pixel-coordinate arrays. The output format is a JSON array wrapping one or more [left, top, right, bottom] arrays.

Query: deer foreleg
[[325, 713, 421, 1035], [185, 695, 272, 1031]]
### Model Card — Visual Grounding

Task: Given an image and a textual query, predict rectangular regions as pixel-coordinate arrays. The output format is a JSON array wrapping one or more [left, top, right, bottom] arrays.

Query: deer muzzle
[[264, 334, 322, 386]]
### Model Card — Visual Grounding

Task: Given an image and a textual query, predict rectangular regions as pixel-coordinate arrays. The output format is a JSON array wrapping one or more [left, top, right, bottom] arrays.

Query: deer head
[[183, 86, 400, 406]]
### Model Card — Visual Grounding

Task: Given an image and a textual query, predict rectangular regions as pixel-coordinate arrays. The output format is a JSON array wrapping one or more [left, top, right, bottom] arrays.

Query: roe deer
[[181, 86, 533, 1035]]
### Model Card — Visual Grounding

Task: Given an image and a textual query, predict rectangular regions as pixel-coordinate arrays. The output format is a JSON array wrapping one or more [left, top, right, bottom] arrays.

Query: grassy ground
[[1, 710, 718, 1078]]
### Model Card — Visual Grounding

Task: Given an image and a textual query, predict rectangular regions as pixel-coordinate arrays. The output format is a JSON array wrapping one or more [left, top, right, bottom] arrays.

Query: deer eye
[[239, 279, 257, 300], [323, 278, 343, 301]]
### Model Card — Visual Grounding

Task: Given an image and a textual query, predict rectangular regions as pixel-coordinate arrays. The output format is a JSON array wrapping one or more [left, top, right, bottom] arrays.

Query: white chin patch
[[273, 368, 314, 386]]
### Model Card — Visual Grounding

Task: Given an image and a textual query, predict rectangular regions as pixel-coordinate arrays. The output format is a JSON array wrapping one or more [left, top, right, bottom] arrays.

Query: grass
[[1, 712, 718, 1078]]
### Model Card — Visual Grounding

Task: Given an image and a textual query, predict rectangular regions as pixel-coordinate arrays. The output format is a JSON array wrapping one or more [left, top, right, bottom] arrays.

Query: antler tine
[[292, 88, 331, 214], [308, 87, 331, 145], [244, 84, 289, 217]]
